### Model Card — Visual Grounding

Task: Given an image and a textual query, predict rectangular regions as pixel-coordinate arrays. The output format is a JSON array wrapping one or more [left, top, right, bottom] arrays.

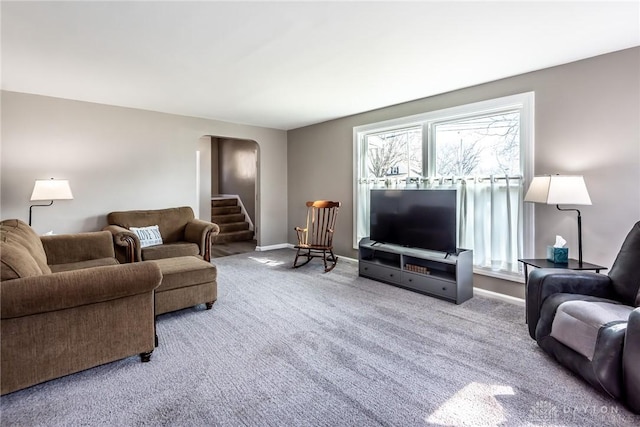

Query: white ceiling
[[2, 1, 639, 130]]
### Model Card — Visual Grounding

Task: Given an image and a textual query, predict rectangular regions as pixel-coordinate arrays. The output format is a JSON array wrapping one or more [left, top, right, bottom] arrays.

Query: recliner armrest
[[527, 269, 613, 339], [41, 231, 115, 265], [623, 307, 640, 413]]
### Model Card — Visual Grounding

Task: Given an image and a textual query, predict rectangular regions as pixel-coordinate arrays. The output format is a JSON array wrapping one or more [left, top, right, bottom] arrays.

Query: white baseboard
[[255, 243, 294, 251], [473, 288, 525, 306], [339, 255, 358, 263], [254, 244, 359, 263]]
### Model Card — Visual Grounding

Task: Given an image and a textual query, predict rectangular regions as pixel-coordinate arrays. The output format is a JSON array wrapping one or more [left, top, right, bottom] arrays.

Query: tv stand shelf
[[358, 238, 473, 304]]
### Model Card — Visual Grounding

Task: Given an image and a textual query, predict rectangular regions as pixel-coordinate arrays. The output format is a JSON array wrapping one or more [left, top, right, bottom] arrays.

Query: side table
[[518, 258, 607, 286], [518, 258, 607, 324]]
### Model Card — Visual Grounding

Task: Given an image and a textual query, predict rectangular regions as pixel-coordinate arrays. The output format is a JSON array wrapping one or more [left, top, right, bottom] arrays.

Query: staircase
[[211, 197, 254, 244]]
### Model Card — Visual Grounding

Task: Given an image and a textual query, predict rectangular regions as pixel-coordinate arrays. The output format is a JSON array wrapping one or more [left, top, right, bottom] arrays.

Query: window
[[432, 112, 520, 177], [365, 127, 422, 179], [354, 93, 534, 277]]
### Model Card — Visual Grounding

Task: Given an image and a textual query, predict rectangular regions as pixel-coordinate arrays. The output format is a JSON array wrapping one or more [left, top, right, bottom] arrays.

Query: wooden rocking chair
[[293, 200, 341, 272]]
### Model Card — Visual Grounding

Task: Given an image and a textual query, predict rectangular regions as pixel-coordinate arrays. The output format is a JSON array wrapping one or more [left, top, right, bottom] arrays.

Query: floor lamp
[[524, 175, 592, 265], [29, 178, 74, 226]]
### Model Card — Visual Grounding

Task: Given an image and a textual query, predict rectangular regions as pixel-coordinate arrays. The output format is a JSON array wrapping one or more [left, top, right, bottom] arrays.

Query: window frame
[[353, 92, 535, 277]]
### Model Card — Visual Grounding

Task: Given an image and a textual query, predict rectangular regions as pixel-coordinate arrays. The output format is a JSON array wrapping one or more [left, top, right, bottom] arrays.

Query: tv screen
[[370, 189, 457, 253]]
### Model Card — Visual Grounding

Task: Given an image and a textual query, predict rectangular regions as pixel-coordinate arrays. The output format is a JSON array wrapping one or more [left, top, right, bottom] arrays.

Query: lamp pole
[[28, 200, 54, 226], [557, 205, 583, 265]]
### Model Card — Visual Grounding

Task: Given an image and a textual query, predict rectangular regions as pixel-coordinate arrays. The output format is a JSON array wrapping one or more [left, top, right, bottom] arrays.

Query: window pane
[[434, 112, 520, 176], [366, 127, 422, 178]]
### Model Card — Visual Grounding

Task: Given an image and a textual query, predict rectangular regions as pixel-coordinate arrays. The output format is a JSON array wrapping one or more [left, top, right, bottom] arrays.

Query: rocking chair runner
[[293, 200, 341, 272]]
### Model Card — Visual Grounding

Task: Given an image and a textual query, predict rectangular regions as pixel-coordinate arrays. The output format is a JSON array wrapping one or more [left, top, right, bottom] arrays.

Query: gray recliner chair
[[527, 221, 640, 414]]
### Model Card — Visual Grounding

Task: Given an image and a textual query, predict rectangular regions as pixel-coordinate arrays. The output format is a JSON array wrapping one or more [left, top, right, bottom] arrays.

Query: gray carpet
[[2, 249, 638, 426]]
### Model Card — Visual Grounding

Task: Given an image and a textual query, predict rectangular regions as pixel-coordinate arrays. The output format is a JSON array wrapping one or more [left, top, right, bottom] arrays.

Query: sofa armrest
[[0, 262, 162, 319], [184, 219, 220, 261], [103, 224, 141, 263], [623, 307, 640, 413], [41, 231, 115, 265], [526, 269, 614, 339]]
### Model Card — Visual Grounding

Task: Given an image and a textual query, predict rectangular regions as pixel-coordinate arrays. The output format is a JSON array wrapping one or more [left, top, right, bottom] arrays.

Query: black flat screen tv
[[370, 189, 457, 253]]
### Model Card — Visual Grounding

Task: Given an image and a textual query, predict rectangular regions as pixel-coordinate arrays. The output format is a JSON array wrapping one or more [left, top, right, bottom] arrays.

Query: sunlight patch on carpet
[[248, 256, 285, 267], [426, 382, 515, 426]]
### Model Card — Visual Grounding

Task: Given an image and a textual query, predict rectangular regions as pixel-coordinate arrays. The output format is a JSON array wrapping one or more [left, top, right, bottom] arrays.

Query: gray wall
[[1, 91, 288, 248], [287, 47, 640, 298], [210, 137, 220, 197], [197, 135, 212, 221], [218, 138, 257, 225]]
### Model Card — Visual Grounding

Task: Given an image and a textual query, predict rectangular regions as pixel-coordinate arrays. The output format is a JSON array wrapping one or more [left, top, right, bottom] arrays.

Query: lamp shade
[[30, 179, 74, 201], [524, 175, 591, 205]]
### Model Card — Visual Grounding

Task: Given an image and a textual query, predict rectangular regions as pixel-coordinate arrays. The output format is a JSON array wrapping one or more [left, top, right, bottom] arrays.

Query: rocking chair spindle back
[[293, 200, 341, 272]]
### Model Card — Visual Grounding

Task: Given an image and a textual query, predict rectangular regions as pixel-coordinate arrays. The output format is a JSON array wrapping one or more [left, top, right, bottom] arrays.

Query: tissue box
[[547, 246, 568, 264]]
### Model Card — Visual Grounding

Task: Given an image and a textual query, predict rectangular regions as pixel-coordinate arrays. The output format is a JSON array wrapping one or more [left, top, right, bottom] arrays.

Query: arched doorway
[[199, 135, 258, 257]]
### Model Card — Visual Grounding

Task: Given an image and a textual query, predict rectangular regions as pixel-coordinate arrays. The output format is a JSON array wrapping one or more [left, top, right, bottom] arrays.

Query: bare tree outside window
[[364, 112, 519, 180], [435, 112, 520, 177], [366, 127, 422, 178]]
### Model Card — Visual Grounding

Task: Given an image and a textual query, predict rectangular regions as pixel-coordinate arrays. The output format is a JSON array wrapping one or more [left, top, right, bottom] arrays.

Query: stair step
[[218, 222, 250, 233], [212, 213, 245, 224], [215, 230, 254, 243], [211, 198, 238, 208], [211, 206, 241, 215]]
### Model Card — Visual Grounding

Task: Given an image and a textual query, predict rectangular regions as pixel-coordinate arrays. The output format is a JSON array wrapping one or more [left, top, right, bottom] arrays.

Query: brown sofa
[[104, 206, 220, 263], [0, 219, 162, 395]]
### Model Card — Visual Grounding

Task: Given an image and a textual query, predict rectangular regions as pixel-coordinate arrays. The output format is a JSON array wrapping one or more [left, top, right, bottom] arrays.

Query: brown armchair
[[0, 219, 162, 395], [104, 206, 220, 263]]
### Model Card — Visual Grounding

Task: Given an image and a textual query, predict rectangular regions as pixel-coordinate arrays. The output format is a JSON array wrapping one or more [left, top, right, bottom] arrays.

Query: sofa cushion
[[151, 256, 217, 292], [0, 241, 43, 280], [49, 258, 119, 273], [0, 219, 51, 275], [551, 300, 632, 360], [41, 231, 116, 265], [141, 242, 199, 261], [130, 225, 163, 248]]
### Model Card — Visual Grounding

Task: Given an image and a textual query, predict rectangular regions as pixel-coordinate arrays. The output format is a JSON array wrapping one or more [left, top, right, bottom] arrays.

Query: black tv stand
[[358, 238, 473, 304]]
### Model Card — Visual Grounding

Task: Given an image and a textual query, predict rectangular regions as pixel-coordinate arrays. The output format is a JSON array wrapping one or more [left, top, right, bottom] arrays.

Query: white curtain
[[356, 179, 373, 245], [458, 176, 523, 273]]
